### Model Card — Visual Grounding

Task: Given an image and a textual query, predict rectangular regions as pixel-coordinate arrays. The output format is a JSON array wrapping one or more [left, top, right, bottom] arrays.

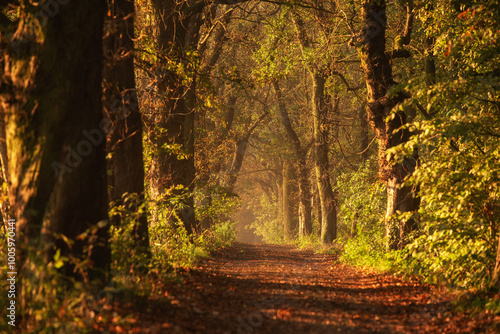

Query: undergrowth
[[0, 190, 237, 333]]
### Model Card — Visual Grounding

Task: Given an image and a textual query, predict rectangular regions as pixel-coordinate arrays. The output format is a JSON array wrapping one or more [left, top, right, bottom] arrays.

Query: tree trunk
[[223, 110, 268, 192], [1, 0, 109, 287], [312, 73, 337, 244], [492, 235, 500, 290], [297, 158, 313, 237], [103, 0, 149, 253], [311, 166, 322, 236], [148, 0, 204, 233], [358, 107, 370, 163], [292, 13, 337, 244], [355, 0, 419, 250], [282, 162, 294, 240], [276, 169, 283, 238], [272, 81, 312, 237], [385, 174, 420, 249], [0, 114, 9, 227]]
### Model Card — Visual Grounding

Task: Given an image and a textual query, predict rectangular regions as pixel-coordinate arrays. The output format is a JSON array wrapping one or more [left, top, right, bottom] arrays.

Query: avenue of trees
[[0, 0, 498, 329]]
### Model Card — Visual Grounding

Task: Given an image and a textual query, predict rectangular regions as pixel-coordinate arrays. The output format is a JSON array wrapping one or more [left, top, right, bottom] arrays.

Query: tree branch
[[243, 110, 270, 141], [401, 0, 414, 46], [331, 70, 364, 92]]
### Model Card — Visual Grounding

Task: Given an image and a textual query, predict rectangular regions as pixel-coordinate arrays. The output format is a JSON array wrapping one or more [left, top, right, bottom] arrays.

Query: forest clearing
[[0, 0, 499, 332]]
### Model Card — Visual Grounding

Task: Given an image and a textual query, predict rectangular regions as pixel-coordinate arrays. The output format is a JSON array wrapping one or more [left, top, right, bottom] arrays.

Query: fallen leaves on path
[[98, 242, 498, 333]]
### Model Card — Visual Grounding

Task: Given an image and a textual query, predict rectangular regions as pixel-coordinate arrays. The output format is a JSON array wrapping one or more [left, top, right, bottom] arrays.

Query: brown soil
[[98, 242, 499, 333]]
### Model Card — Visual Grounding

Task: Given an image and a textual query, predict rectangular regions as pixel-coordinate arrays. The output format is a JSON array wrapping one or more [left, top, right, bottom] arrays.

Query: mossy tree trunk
[[148, 0, 205, 233], [355, 0, 419, 250], [311, 73, 337, 244], [1, 0, 109, 287]]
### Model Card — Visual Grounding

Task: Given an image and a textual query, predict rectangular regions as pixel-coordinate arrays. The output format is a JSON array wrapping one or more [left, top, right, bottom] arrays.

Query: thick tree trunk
[[1, 0, 109, 287], [103, 0, 149, 253], [148, 0, 204, 233], [385, 172, 420, 249], [312, 73, 337, 244], [272, 81, 312, 237], [355, 0, 419, 250]]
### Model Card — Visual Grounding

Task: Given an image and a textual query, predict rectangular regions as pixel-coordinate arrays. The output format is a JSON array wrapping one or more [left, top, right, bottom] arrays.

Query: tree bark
[[313, 186, 322, 237], [1, 0, 109, 285], [272, 81, 312, 237], [355, 0, 419, 250], [312, 73, 337, 244], [148, 0, 205, 233], [282, 161, 294, 240], [199, 5, 233, 74], [0, 114, 9, 227], [103, 0, 149, 254], [492, 235, 500, 290], [292, 13, 337, 244], [223, 110, 268, 192]]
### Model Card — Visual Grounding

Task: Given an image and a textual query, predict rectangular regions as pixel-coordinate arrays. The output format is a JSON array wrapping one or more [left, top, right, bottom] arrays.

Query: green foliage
[[195, 186, 241, 227], [149, 217, 206, 269], [295, 233, 342, 255], [336, 157, 387, 240], [142, 185, 238, 270], [0, 224, 112, 333], [109, 192, 150, 274], [335, 157, 389, 269], [390, 0, 500, 289], [251, 8, 299, 83], [341, 233, 394, 271], [148, 217, 236, 270], [0, 186, 237, 332]]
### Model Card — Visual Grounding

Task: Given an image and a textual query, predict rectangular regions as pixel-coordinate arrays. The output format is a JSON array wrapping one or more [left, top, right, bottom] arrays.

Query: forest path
[[107, 242, 496, 333]]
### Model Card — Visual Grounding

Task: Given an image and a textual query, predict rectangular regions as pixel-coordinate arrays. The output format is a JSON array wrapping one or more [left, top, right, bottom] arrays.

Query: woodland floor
[[98, 242, 500, 333]]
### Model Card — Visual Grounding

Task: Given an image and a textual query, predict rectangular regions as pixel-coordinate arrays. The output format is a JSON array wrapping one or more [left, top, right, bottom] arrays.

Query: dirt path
[[104, 242, 497, 333]]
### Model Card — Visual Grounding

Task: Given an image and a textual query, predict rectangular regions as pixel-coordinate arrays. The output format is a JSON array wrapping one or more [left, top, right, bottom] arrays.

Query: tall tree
[[273, 80, 312, 237], [292, 12, 337, 243], [103, 0, 150, 253], [0, 0, 109, 286], [353, 0, 419, 250], [148, 0, 205, 233]]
